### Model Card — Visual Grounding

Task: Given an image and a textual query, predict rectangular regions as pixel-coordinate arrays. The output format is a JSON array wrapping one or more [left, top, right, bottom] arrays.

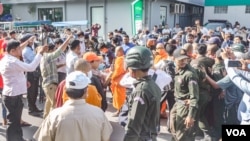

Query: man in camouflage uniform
[[170, 48, 199, 141], [123, 46, 161, 141]]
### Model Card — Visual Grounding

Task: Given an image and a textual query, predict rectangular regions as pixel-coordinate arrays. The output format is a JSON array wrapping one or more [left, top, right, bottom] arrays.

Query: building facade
[[2, 0, 204, 38], [204, 0, 250, 27]]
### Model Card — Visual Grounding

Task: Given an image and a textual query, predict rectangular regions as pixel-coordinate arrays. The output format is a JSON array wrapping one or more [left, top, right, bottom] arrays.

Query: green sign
[[205, 0, 250, 6], [131, 0, 143, 35]]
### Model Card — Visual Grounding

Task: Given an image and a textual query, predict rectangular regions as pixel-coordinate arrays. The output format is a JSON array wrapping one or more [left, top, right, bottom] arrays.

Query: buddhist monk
[[110, 46, 126, 116], [154, 43, 168, 64]]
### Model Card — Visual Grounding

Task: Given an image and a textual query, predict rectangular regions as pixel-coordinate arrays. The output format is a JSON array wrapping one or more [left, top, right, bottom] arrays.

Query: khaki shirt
[[34, 99, 113, 141], [175, 65, 199, 118]]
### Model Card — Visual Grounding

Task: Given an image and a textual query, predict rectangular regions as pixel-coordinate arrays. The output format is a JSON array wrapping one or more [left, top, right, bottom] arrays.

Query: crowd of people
[[0, 19, 249, 141]]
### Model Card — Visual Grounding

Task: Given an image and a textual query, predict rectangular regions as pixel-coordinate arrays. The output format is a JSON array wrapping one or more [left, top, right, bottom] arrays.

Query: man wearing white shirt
[[162, 24, 172, 37], [223, 25, 234, 35], [66, 39, 81, 74], [0, 40, 45, 141], [77, 31, 86, 57]]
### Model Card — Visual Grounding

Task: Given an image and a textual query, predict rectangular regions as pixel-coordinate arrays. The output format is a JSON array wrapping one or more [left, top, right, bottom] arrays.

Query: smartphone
[[228, 60, 242, 67]]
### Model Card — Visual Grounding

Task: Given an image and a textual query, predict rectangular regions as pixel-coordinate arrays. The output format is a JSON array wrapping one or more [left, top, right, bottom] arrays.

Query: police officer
[[170, 48, 199, 141], [123, 46, 161, 141], [190, 44, 213, 140]]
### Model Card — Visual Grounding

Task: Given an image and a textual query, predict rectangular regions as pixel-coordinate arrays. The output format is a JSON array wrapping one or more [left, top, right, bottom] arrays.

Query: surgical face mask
[[87, 71, 92, 79], [98, 63, 106, 71]]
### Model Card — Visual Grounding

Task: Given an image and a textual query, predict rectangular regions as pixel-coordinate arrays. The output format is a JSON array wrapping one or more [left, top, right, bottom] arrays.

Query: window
[[160, 6, 167, 26], [246, 6, 250, 13], [38, 8, 63, 22], [214, 6, 228, 14]]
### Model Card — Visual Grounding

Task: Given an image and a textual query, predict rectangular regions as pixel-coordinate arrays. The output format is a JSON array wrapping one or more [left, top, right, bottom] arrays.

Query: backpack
[[118, 73, 157, 127]]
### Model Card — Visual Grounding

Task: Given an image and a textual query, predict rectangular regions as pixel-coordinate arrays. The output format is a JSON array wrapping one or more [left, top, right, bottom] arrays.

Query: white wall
[[106, 0, 133, 37], [150, 0, 176, 30], [12, 4, 34, 21], [204, 6, 250, 27], [12, 2, 65, 21], [65, 1, 86, 21]]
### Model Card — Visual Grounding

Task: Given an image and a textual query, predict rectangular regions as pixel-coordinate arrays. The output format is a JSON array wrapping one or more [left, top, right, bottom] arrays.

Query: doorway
[[90, 6, 104, 38]]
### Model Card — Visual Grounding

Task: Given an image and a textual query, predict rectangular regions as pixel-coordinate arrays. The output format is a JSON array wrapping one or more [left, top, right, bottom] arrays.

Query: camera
[[41, 24, 55, 32]]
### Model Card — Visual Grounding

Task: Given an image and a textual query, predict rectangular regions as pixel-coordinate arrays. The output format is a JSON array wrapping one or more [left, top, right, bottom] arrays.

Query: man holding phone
[[221, 48, 250, 124]]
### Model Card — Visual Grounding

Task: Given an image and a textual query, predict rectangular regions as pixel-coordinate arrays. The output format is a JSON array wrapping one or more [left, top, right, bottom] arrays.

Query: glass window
[[38, 8, 63, 22], [246, 6, 250, 13], [214, 6, 228, 14], [160, 6, 167, 26]]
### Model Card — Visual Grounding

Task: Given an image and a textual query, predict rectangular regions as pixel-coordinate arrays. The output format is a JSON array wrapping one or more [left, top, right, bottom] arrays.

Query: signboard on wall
[[131, 0, 143, 35]]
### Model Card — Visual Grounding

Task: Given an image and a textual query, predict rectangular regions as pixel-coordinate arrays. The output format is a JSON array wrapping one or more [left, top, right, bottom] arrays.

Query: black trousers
[[3, 95, 24, 141], [58, 72, 66, 84], [27, 72, 39, 112]]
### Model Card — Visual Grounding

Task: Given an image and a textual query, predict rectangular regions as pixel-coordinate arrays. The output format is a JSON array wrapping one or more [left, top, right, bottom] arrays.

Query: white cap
[[66, 71, 90, 89]]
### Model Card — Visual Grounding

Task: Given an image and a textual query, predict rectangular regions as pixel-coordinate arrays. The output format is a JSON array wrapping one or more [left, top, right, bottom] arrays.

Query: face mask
[[98, 63, 105, 70], [87, 71, 92, 79]]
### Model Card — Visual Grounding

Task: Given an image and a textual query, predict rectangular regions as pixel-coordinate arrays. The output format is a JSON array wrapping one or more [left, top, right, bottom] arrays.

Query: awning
[[52, 20, 88, 27]]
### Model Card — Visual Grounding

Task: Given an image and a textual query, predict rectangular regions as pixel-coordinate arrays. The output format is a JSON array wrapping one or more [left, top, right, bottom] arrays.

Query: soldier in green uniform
[[209, 49, 226, 141], [170, 48, 199, 141], [123, 46, 161, 141], [190, 44, 214, 141]]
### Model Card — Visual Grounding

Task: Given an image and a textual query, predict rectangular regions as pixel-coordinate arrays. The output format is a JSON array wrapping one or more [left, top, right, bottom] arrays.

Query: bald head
[[156, 43, 164, 49], [74, 58, 91, 74], [115, 46, 124, 57]]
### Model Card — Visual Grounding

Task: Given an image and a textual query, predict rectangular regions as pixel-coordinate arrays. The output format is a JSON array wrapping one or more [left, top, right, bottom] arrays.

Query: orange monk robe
[[110, 56, 126, 110], [62, 84, 102, 108], [154, 50, 168, 117], [154, 52, 168, 64]]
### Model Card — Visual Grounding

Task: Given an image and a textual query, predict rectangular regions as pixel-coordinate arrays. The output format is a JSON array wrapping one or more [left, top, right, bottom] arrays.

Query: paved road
[[0, 94, 173, 141]]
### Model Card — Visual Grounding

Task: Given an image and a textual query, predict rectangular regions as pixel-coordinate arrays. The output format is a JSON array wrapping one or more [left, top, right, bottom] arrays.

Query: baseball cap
[[206, 37, 221, 46], [20, 33, 33, 43], [66, 71, 90, 89], [83, 52, 102, 62], [173, 48, 189, 60], [230, 43, 245, 53]]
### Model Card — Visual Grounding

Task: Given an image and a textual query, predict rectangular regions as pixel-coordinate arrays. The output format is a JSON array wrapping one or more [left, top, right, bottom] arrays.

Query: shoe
[[34, 108, 43, 113], [29, 111, 42, 117], [20, 121, 31, 127], [29, 109, 43, 114]]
